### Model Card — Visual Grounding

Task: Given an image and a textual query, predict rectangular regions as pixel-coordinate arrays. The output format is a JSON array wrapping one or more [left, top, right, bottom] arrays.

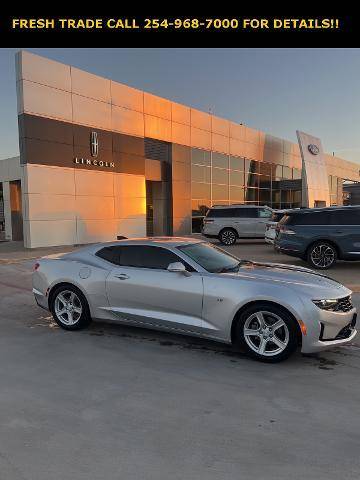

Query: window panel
[[283, 166, 292, 179], [212, 184, 229, 201], [191, 147, 211, 166], [191, 164, 211, 183], [272, 190, 281, 204], [259, 175, 271, 189], [259, 189, 271, 204], [281, 190, 292, 203], [293, 190, 302, 205], [273, 165, 283, 179], [212, 152, 229, 169], [245, 159, 260, 174], [230, 156, 244, 171], [191, 182, 211, 198], [230, 170, 244, 186], [260, 162, 272, 176], [212, 168, 229, 184], [245, 188, 258, 202], [245, 172, 259, 188], [230, 186, 245, 203]]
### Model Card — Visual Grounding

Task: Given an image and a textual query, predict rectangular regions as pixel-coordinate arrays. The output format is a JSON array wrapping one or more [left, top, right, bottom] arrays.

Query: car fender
[[201, 275, 305, 342], [35, 259, 110, 319]]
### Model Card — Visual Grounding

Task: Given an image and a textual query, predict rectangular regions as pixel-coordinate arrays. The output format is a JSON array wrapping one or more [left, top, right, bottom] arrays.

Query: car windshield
[[178, 242, 242, 273]]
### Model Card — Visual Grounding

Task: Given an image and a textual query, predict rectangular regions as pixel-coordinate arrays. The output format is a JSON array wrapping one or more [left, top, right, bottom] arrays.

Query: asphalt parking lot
[[1, 242, 360, 479]]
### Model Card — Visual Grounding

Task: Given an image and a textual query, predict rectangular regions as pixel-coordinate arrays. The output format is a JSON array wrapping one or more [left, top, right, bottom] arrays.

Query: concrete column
[[2, 182, 12, 240]]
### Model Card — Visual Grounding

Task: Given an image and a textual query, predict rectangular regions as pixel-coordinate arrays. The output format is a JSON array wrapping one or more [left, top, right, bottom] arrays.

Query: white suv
[[202, 205, 272, 245]]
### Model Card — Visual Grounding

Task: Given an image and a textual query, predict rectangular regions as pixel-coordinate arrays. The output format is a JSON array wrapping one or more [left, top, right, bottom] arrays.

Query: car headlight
[[312, 299, 339, 311]]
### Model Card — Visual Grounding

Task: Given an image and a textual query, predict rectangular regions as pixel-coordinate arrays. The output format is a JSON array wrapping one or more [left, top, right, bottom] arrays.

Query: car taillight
[[34, 262, 40, 271]]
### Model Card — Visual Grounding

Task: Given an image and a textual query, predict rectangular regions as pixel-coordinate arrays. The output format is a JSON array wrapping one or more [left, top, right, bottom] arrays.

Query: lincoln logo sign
[[74, 158, 115, 168], [90, 131, 99, 158], [308, 144, 320, 155], [73, 131, 115, 168]]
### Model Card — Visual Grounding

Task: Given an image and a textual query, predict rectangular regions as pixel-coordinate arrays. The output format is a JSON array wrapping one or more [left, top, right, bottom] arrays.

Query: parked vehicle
[[265, 210, 288, 244], [274, 206, 360, 269], [33, 237, 357, 363], [202, 205, 272, 245]]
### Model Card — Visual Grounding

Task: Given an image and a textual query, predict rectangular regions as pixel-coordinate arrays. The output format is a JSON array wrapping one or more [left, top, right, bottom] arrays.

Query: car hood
[[226, 260, 349, 294]]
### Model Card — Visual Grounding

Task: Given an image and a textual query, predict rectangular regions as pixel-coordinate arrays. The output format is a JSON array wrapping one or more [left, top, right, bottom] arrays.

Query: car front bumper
[[301, 307, 357, 354]]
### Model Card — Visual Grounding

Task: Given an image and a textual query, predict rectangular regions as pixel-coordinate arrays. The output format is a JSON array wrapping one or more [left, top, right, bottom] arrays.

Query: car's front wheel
[[219, 228, 237, 245], [307, 241, 337, 269], [234, 303, 299, 362], [50, 285, 92, 330]]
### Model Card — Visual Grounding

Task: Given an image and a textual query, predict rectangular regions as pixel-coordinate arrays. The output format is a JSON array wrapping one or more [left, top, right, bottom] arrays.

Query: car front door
[[105, 245, 205, 335]]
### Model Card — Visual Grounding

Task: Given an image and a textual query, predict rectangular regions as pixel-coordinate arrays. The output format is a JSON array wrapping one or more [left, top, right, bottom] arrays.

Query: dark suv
[[274, 206, 360, 269]]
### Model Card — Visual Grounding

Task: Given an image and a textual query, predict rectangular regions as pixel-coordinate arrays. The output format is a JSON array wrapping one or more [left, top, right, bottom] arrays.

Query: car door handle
[[115, 274, 129, 280]]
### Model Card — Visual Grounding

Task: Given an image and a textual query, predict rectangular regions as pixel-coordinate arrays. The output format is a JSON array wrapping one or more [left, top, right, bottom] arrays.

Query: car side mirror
[[167, 262, 191, 276]]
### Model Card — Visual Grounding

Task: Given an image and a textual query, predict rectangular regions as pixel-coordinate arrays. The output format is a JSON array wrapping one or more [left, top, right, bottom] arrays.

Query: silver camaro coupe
[[32, 237, 357, 362]]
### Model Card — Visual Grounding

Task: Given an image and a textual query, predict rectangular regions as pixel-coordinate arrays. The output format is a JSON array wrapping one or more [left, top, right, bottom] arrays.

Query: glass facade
[[191, 148, 303, 232], [328, 175, 343, 206]]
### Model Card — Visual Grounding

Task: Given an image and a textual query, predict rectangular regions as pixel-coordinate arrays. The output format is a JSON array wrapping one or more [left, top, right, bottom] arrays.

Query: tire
[[307, 241, 337, 270], [219, 228, 237, 246], [234, 303, 299, 363], [50, 285, 92, 331]]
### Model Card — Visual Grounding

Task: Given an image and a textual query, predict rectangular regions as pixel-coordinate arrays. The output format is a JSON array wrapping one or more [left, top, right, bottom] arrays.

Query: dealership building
[[0, 51, 359, 248]]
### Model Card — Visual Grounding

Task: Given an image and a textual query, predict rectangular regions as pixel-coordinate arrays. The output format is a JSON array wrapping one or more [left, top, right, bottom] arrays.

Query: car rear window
[[206, 208, 257, 218]]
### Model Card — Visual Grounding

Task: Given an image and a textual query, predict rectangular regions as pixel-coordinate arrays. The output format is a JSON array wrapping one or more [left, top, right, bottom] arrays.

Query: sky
[[1, 47, 360, 164]]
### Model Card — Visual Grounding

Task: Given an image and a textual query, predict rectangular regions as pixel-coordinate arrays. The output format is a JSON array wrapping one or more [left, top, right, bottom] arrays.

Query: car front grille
[[334, 296, 353, 313]]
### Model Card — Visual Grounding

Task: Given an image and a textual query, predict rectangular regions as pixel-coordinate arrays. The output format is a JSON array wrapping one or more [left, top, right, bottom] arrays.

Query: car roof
[[90, 237, 204, 250], [285, 206, 360, 215], [210, 204, 271, 209]]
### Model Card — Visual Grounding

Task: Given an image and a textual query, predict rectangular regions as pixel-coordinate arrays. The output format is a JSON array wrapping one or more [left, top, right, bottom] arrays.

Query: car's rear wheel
[[307, 241, 337, 269], [219, 228, 237, 245], [50, 285, 92, 330], [234, 303, 299, 362]]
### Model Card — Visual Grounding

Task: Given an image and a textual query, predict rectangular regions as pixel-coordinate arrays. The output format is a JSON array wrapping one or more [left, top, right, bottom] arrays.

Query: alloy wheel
[[221, 230, 236, 245], [54, 290, 83, 325], [243, 311, 290, 357], [310, 244, 335, 268]]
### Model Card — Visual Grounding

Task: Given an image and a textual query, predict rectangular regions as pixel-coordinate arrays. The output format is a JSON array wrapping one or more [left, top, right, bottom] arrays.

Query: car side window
[[97, 245, 195, 271], [232, 208, 257, 218], [330, 210, 360, 225], [258, 208, 272, 218], [95, 246, 121, 264]]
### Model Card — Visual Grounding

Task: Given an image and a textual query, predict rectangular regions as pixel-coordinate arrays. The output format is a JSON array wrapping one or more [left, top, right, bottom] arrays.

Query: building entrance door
[[9, 180, 23, 241], [145, 180, 172, 237]]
